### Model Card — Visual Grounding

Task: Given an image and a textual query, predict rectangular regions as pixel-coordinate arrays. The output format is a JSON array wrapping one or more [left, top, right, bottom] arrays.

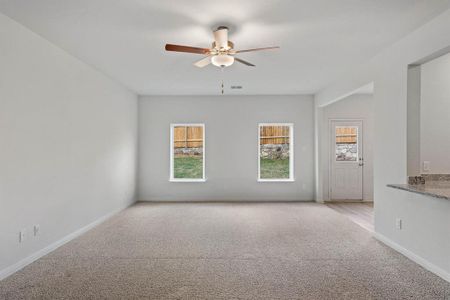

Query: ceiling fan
[[165, 26, 279, 68]]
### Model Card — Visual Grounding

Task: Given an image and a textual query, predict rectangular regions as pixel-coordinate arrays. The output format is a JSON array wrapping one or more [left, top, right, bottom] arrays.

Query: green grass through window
[[174, 156, 203, 179], [260, 158, 290, 179], [173, 156, 289, 180]]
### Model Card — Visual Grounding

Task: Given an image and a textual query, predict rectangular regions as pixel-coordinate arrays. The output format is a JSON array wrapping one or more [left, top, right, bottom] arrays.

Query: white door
[[330, 120, 363, 200]]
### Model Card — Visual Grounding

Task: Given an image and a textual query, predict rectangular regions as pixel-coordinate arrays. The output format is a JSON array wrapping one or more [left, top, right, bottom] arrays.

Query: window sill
[[169, 178, 206, 183], [257, 179, 295, 183]]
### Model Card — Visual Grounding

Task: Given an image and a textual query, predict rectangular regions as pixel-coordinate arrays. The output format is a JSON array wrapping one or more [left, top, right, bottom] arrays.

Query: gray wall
[[138, 95, 314, 201], [315, 8, 450, 280], [407, 65, 421, 176], [0, 13, 137, 275], [420, 52, 450, 174]]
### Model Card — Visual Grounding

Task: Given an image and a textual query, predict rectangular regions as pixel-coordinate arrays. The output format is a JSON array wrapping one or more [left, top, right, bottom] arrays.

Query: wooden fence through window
[[173, 126, 203, 148], [174, 125, 293, 148], [335, 127, 357, 144], [259, 125, 290, 145]]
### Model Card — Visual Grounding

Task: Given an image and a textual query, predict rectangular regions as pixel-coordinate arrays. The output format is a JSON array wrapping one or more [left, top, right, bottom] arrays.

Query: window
[[170, 124, 205, 182], [258, 123, 294, 181], [335, 126, 358, 161]]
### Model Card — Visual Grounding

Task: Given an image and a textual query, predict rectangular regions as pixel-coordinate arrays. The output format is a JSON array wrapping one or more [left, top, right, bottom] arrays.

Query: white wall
[[315, 6, 450, 281], [138, 95, 314, 201], [0, 13, 138, 276], [420, 52, 450, 174], [320, 94, 374, 201]]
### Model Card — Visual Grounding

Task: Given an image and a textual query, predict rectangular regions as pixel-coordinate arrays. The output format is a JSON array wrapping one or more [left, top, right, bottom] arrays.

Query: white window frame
[[170, 123, 206, 182], [257, 123, 295, 182]]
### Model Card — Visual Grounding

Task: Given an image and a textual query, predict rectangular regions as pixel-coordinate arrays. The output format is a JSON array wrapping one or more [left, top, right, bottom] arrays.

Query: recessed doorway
[[329, 120, 364, 200]]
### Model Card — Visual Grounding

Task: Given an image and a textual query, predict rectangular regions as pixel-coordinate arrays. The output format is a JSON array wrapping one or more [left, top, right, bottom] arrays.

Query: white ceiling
[[0, 0, 448, 95]]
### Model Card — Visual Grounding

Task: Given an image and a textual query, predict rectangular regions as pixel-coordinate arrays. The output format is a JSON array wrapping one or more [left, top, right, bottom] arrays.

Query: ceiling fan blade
[[235, 46, 280, 53], [193, 56, 211, 68], [213, 27, 229, 49], [165, 44, 210, 54], [235, 58, 255, 67]]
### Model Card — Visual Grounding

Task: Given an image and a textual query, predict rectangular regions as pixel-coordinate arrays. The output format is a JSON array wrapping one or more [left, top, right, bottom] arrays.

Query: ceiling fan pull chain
[[221, 67, 224, 95]]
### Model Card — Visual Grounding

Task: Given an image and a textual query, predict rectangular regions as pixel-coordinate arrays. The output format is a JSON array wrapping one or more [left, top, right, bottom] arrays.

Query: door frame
[[328, 118, 364, 201]]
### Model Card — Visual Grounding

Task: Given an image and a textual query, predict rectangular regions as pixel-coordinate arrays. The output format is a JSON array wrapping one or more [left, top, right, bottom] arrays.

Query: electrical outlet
[[34, 225, 40, 236], [395, 218, 402, 230], [19, 229, 26, 243], [423, 161, 430, 172]]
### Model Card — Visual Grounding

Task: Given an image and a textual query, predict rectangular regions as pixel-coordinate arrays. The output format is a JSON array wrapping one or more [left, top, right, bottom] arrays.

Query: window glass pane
[[335, 126, 358, 161], [173, 125, 203, 179], [259, 125, 291, 179]]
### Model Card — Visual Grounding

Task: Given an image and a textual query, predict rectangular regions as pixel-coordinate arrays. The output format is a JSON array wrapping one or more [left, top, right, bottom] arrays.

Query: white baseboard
[[0, 204, 131, 281], [138, 199, 313, 202], [374, 232, 450, 283]]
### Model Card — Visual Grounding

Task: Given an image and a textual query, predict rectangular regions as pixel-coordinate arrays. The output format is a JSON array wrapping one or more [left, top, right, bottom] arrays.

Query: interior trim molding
[[374, 232, 450, 283], [0, 203, 132, 281]]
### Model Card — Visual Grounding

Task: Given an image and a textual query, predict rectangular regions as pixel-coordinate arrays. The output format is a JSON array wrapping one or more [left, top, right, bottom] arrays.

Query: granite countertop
[[387, 181, 450, 200]]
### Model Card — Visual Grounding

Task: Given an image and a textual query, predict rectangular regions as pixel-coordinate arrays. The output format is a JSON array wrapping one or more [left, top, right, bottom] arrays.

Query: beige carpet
[[0, 202, 449, 299]]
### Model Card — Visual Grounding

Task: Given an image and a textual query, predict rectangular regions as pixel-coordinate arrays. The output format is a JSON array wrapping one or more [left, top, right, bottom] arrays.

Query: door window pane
[[335, 126, 358, 161]]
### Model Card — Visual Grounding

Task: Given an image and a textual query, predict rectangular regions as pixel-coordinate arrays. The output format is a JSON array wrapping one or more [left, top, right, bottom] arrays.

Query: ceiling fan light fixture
[[165, 25, 279, 69], [211, 54, 234, 67]]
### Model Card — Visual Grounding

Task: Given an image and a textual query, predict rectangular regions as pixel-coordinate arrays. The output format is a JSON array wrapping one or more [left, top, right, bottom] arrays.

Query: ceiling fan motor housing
[[213, 26, 229, 49], [212, 41, 234, 51]]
